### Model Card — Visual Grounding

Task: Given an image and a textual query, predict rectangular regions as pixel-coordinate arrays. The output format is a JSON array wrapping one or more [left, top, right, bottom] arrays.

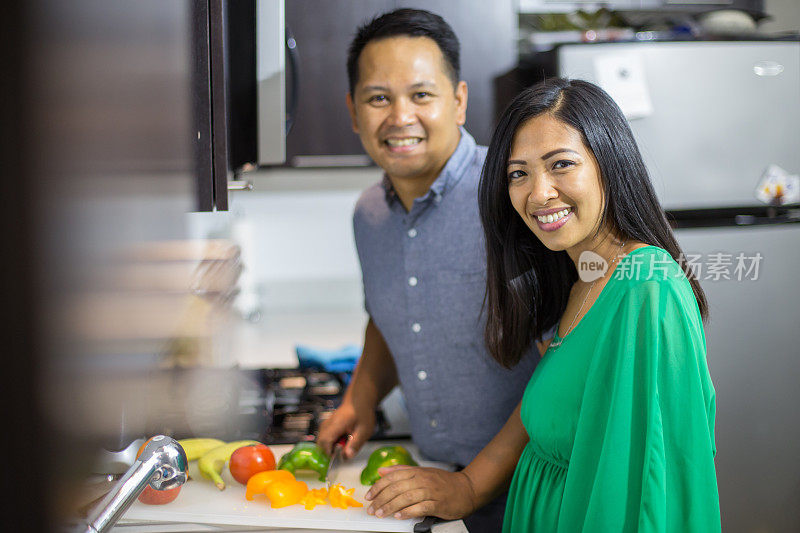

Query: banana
[[177, 438, 226, 461], [198, 440, 261, 490]]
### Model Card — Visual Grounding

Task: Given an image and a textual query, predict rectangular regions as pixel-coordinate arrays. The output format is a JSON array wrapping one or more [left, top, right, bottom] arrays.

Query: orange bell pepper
[[300, 487, 328, 510], [327, 483, 363, 509], [265, 479, 309, 508], [245, 469, 296, 501], [245, 470, 361, 511]]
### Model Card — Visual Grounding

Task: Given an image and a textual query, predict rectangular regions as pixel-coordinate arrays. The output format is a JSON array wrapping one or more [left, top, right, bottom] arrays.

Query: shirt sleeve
[[352, 203, 371, 316], [556, 279, 720, 533]]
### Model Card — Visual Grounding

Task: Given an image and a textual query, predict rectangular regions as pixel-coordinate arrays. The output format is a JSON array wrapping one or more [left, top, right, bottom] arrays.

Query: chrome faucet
[[80, 435, 188, 533]]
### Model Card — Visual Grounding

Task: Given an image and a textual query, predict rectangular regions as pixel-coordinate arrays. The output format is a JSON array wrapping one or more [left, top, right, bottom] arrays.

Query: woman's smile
[[532, 206, 574, 231]]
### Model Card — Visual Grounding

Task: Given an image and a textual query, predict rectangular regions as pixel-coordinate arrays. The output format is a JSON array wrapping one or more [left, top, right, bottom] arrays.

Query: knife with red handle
[[324, 435, 348, 489]]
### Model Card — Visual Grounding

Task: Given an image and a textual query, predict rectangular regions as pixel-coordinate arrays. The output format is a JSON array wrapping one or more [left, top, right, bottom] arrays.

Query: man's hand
[[364, 465, 477, 521], [316, 399, 376, 460], [318, 318, 396, 460]]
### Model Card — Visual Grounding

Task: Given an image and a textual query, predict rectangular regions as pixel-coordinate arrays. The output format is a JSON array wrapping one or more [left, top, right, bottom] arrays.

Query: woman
[[364, 78, 720, 531]]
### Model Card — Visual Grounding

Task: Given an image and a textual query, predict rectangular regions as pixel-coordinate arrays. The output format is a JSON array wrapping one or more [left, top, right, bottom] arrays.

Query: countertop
[[115, 440, 467, 533]]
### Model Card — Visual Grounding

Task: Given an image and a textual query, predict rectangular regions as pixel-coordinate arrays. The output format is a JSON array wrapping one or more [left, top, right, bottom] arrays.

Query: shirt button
[[408, 276, 418, 287], [411, 322, 421, 333], [407, 228, 418, 238], [429, 419, 438, 428], [417, 370, 427, 381]]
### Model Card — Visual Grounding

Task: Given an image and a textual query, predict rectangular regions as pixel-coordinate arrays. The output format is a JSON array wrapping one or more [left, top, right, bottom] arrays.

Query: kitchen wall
[[188, 166, 381, 368], [761, 0, 800, 33], [192, 167, 379, 310]]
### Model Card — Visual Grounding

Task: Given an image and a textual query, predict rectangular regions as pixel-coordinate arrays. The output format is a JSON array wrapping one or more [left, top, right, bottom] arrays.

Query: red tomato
[[136, 437, 181, 505], [138, 485, 181, 505], [229, 444, 276, 485]]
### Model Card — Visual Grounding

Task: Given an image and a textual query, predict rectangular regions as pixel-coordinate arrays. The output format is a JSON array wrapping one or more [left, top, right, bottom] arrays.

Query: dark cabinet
[[283, 0, 383, 165], [659, 0, 763, 12], [193, 0, 229, 211], [282, 0, 518, 166], [197, 0, 287, 209], [519, 0, 763, 13]]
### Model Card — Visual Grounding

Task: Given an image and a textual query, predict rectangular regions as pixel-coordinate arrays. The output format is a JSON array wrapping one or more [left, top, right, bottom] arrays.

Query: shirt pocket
[[434, 268, 487, 345]]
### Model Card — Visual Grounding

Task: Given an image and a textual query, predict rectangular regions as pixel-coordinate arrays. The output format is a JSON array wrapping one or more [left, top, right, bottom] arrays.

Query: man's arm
[[317, 317, 398, 459]]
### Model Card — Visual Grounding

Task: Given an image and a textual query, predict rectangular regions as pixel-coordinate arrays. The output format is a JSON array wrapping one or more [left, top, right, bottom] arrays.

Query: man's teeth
[[537, 208, 571, 224], [386, 138, 422, 147]]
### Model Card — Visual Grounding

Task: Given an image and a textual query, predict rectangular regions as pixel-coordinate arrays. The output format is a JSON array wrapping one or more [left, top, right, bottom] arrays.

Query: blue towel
[[295, 343, 361, 375]]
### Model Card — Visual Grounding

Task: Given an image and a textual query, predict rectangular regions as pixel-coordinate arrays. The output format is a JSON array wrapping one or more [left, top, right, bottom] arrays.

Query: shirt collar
[[381, 127, 477, 206]]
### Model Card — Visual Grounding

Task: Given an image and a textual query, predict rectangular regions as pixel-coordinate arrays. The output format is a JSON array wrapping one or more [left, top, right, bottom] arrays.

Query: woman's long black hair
[[479, 78, 708, 368]]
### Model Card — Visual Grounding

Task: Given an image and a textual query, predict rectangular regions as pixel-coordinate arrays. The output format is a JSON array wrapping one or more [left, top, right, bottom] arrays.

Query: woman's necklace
[[549, 240, 626, 350]]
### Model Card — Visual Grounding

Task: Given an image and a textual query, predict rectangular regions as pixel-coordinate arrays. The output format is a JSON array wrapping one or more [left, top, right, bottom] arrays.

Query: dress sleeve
[[556, 279, 720, 533]]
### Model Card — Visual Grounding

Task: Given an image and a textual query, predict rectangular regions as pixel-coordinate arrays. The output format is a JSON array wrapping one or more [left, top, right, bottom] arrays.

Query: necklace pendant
[[547, 241, 626, 354]]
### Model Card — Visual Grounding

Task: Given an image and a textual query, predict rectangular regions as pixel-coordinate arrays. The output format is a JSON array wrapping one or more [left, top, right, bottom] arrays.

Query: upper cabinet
[[520, 0, 659, 10], [195, 0, 288, 211], [518, 0, 764, 14]]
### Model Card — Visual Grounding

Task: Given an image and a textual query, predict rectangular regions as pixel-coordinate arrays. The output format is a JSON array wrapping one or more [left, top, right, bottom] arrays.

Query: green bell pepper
[[360, 445, 418, 485], [277, 442, 330, 482]]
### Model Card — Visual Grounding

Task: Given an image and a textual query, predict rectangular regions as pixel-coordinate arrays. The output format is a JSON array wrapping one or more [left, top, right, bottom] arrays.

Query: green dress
[[503, 246, 720, 532]]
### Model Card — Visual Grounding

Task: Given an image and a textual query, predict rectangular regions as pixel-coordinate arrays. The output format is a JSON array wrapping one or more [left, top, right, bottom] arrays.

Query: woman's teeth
[[386, 137, 421, 147], [536, 208, 571, 224]]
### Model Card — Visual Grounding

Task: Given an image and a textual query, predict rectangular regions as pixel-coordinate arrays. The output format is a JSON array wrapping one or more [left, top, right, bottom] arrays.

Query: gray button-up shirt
[[353, 129, 540, 466]]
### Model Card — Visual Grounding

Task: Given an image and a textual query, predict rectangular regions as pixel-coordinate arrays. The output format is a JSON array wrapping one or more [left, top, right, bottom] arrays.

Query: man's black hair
[[346, 8, 460, 95]]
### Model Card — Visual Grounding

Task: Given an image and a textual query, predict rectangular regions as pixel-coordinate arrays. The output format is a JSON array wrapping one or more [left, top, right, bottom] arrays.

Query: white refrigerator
[[556, 40, 800, 532]]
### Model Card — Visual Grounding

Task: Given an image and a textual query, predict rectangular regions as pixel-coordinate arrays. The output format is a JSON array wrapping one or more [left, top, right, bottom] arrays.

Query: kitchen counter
[[113, 522, 468, 533], [116, 441, 466, 533]]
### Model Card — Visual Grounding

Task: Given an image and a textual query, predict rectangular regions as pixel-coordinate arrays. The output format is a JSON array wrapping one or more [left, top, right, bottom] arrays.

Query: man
[[317, 9, 540, 531]]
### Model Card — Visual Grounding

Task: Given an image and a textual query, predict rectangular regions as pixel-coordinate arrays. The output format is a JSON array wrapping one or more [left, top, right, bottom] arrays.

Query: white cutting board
[[123, 440, 453, 532]]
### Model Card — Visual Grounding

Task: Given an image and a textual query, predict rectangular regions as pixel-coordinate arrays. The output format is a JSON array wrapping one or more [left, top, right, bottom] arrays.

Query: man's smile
[[384, 136, 424, 153], [385, 137, 422, 147]]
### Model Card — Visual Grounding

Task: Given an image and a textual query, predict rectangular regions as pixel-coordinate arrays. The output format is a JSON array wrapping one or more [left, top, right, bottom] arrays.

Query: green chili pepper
[[277, 442, 330, 482], [360, 445, 418, 485]]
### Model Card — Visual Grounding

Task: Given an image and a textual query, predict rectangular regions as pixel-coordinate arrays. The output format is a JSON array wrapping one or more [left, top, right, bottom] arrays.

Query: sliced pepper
[[264, 479, 309, 508], [277, 442, 330, 482], [360, 446, 418, 485], [245, 469, 296, 501], [328, 483, 363, 509], [299, 487, 328, 510]]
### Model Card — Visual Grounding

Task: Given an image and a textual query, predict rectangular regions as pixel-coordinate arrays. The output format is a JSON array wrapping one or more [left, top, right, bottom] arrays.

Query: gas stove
[[245, 367, 401, 444], [145, 367, 409, 445]]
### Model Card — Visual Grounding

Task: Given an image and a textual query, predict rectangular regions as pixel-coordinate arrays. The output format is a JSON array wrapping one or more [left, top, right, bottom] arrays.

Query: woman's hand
[[364, 402, 527, 522], [364, 465, 477, 520]]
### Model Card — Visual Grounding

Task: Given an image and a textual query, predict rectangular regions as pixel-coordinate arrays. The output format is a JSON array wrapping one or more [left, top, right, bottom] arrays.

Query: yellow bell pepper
[[245, 470, 296, 501], [265, 479, 309, 508], [300, 487, 328, 510], [244, 470, 361, 511], [327, 483, 363, 509]]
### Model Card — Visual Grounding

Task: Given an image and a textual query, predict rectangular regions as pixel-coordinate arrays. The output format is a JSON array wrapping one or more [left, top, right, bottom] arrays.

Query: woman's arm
[[364, 402, 529, 520], [556, 280, 719, 532], [462, 402, 529, 508]]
